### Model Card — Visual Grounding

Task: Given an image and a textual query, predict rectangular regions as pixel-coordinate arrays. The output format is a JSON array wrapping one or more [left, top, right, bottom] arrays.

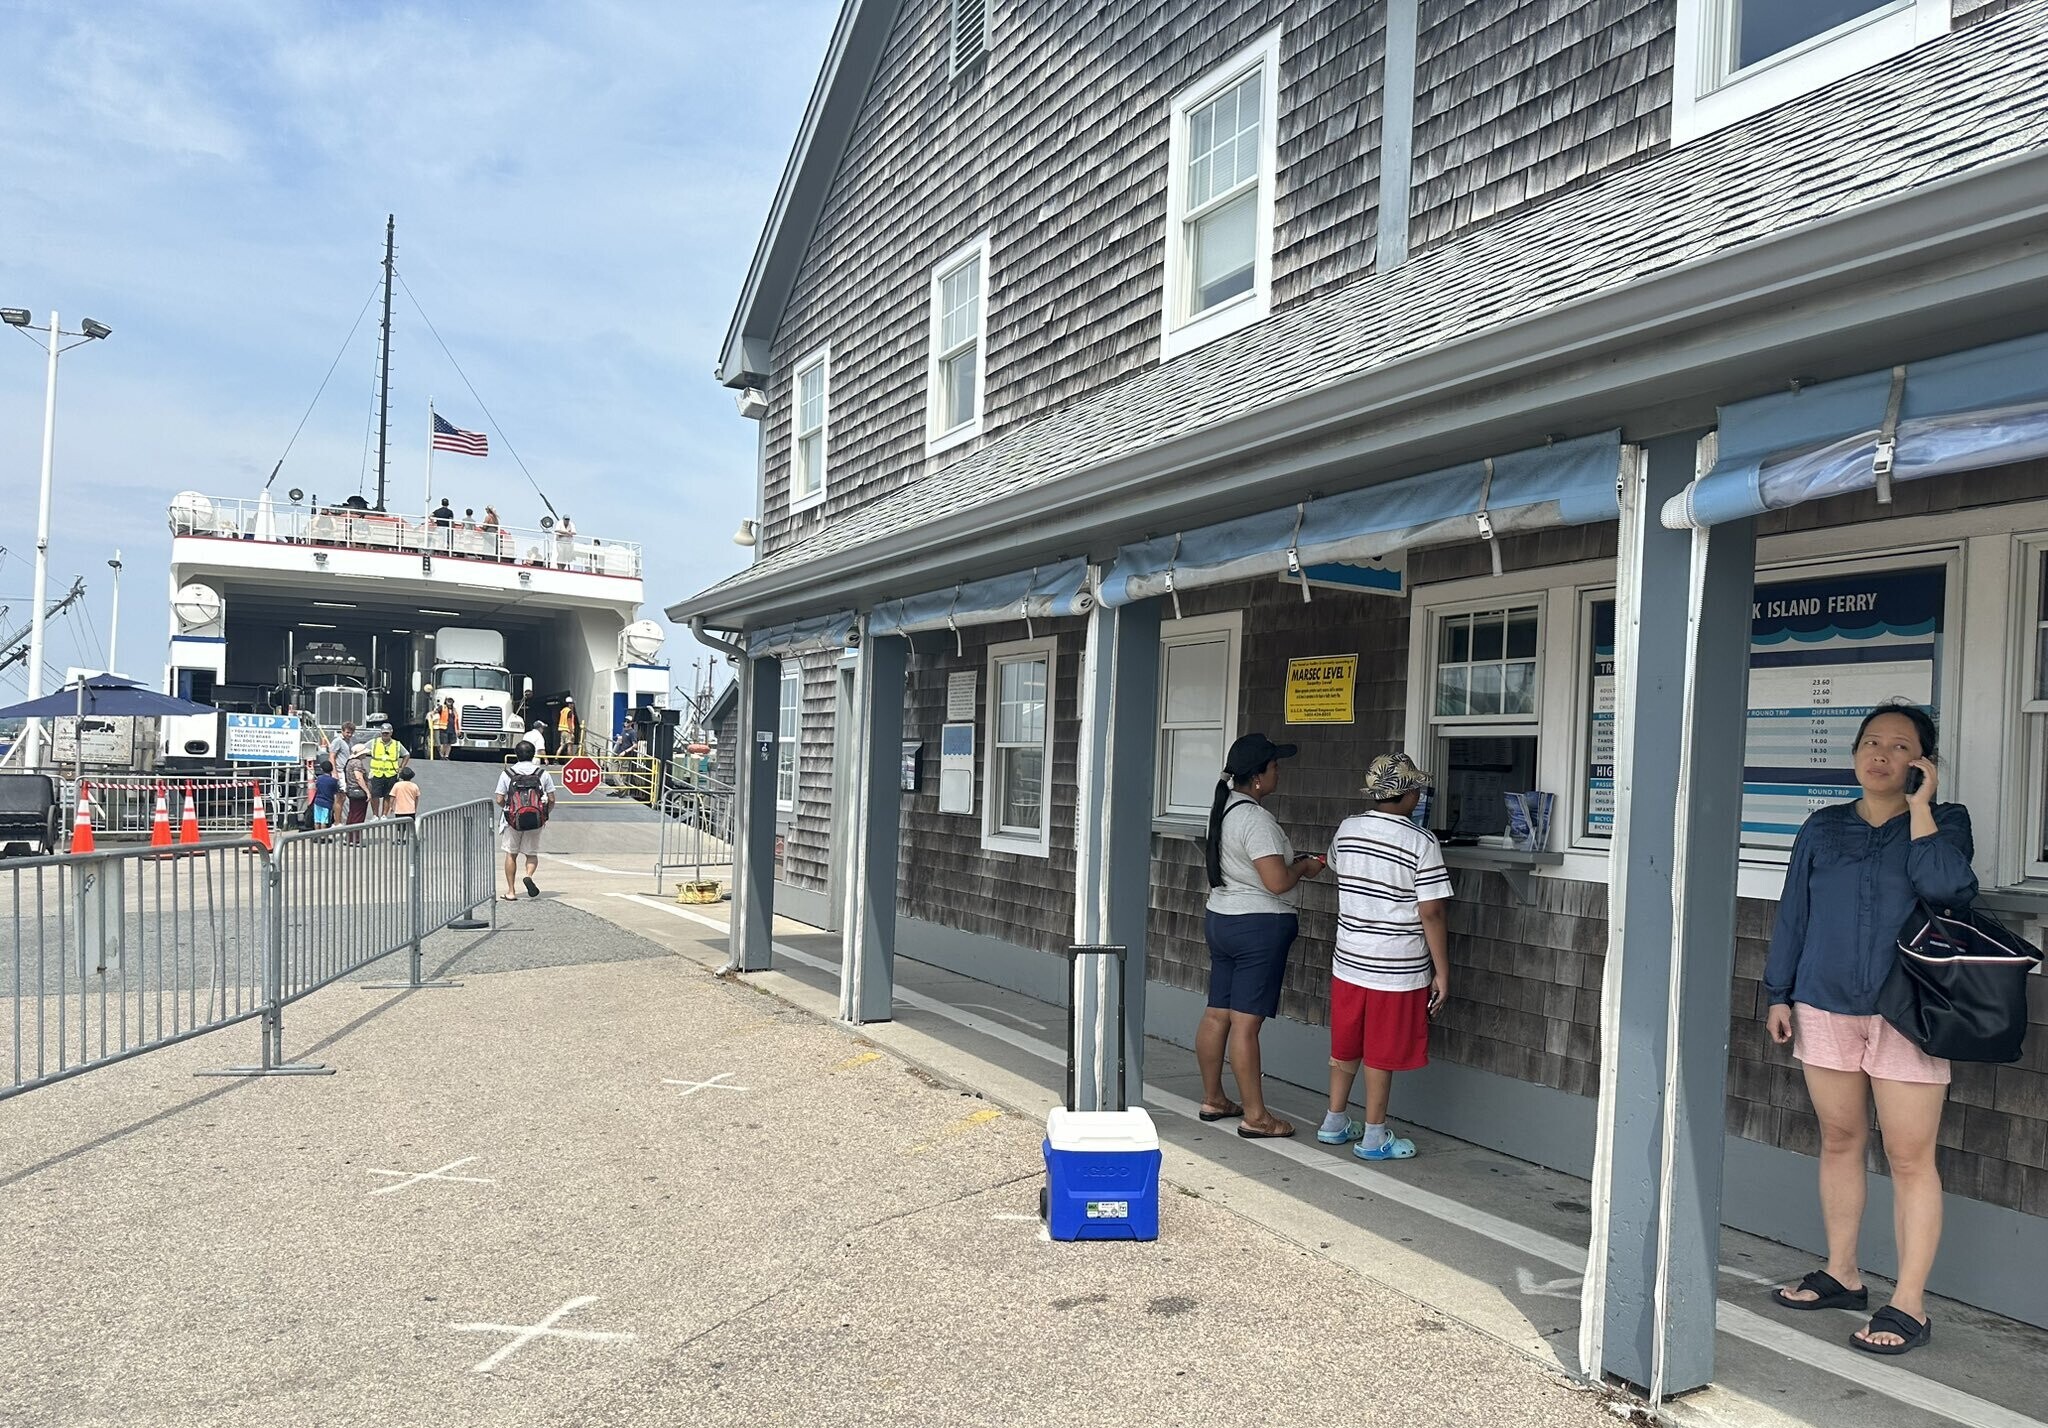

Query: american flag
[[431, 413, 488, 457]]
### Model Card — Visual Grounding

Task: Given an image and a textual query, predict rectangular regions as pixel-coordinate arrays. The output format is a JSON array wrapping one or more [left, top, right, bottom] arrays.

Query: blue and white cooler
[[1042, 1107, 1160, 1241]]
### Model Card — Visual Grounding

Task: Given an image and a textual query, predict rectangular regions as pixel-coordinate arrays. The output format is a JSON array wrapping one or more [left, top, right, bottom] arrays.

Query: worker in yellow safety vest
[[556, 697, 579, 755], [368, 725, 410, 817]]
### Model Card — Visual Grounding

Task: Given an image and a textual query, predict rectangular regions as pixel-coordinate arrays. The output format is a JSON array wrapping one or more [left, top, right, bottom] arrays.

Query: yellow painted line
[[835, 1051, 883, 1071], [905, 1107, 1005, 1157]]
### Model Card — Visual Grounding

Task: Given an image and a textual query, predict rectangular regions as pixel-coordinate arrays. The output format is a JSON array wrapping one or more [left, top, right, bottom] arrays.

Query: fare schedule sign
[[1284, 655, 1358, 725]]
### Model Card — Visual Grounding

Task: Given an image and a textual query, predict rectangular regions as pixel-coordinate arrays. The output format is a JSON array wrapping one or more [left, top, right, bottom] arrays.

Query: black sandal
[[1851, 1305, 1932, 1355], [1772, 1270, 1868, 1312], [1198, 1101, 1243, 1122]]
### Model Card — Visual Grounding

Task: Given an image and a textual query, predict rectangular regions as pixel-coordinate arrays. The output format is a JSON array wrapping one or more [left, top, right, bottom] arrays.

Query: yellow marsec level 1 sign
[[1285, 655, 1357, 725]]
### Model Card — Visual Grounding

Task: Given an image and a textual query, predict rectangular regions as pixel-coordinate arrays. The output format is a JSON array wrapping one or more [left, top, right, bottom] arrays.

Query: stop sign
[[560, 756, 602, 796]]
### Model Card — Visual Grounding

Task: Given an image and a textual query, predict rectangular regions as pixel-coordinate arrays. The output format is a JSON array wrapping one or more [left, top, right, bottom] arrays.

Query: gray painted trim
[[1375, 0, 1417, 273], [717, 0, 904, 386], [761, 896, 2048, 1327], [733, 655, 782, 973], [673, 150, 2048, 628]]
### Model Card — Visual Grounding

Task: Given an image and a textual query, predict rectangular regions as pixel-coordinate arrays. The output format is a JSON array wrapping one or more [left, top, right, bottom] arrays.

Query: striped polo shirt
[[1327, 810, 1454, 991]]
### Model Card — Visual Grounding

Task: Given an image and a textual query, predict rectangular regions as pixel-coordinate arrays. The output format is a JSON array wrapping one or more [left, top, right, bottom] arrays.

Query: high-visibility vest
[[558, 708, 576, 733], [370, 739, 403, 778], [433, 707, 451, 731]]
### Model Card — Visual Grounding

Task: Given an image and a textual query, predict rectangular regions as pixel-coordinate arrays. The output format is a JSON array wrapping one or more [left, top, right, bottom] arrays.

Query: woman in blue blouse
[[1764, 703, 1975, 1356]]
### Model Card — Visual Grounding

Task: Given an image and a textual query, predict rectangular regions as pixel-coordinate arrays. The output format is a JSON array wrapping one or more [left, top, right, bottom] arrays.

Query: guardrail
[[62, 770, 306, 841], [1, 799, 498, 1099], [168, 495, 642, 578]]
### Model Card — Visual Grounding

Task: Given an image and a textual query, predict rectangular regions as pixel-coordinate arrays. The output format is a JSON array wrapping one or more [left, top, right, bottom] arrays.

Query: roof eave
[[716, 0, 902, 389], [674, 145, 2048, 627]]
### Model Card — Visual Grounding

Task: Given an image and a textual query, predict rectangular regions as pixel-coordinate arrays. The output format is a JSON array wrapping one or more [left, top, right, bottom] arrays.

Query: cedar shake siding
[[781, 651, 842, 894], [761, 0, 1394, 552]]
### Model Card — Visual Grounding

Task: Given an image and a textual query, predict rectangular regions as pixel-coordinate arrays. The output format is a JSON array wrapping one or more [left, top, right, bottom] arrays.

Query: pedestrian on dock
[[343, 743, 372, 845], [328, 721, 355, 776], [367, 724, 410, 817], [495, 739, 555, 901], [1197, 732, 1323, 1140], [390, 767, 420, 822], [1318, 753, 1452, 1162], [309, 759, 339, 830], [556, 697, 579, 755]]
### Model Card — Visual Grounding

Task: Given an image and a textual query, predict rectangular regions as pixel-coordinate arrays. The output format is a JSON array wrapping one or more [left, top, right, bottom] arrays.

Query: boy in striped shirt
[[1318, 752, 1453, 1161]]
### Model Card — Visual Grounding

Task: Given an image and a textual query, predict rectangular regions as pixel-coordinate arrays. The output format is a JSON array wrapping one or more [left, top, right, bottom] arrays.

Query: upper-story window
[[926, 238, 990, 455], [1160, 31, 1280, 362], [790, 346, 829, 514], [1673, 0, 1949, 144]]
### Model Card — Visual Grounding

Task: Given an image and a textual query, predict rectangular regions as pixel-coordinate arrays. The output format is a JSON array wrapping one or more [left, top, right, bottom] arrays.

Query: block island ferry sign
[[1285, 655, 1358, 725], [1584, 565, 1944, 850]]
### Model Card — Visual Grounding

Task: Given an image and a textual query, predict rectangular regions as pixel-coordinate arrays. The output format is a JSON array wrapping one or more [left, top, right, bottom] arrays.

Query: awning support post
[[840, 625, 905, 1024], [729, 652, 781, 973], [1070, 593, 1161, 1109], [1581, 433, 1752, 1397]]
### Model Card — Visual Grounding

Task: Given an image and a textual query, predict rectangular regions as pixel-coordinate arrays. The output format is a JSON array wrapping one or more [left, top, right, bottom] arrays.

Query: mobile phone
[[1905, 767, 1925, 796]]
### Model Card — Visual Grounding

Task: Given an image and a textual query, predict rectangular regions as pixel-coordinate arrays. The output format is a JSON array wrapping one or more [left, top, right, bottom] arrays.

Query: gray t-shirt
[[1206, 793, 1298, 916]]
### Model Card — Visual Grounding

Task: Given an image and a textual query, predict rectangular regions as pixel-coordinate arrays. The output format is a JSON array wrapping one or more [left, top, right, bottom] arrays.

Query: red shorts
[[1331, 980, 1431, 1072]]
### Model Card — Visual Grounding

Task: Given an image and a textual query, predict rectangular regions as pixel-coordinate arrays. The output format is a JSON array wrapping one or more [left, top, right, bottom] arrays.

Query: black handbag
[[1878, 900, 2043, 1063]]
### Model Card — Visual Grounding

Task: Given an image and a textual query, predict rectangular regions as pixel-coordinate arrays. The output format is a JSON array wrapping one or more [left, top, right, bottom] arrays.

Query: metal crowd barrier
[[1, 799, 498, 1100], [59, 769, 305, 841], [654, 784, 735, 896]]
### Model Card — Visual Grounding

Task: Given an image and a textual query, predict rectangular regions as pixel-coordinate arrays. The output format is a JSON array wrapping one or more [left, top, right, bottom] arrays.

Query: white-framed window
[[789, 346, 829, 513], [983, 636, 1055, 856], [1156, 612, 1242, 820], [926, 237, 990, 454], [776, 665, 800, 813], [1424, 600, 1545, 839], [1159, 30, 1280, 361], [1672, 0, 1949, 144], [949, 0, 988, 76], [2016, 541, 2048, 881]]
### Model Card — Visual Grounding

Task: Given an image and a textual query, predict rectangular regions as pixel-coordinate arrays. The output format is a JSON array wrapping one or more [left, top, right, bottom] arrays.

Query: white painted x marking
[[661, 1072, 748, 1097], [447, 1295, 635, 1373], [366, 1155, 496, 1197]]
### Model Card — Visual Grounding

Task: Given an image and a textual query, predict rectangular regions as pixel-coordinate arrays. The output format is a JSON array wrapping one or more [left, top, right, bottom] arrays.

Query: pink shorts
[[1792, 1004, 1949, 1085]]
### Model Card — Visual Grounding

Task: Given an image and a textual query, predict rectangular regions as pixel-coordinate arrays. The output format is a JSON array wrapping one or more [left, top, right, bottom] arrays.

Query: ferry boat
[[157, 220, 669, 766]]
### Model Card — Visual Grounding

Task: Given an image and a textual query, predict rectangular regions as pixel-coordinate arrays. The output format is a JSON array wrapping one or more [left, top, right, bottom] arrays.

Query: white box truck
[[431, 627, 527, 757]]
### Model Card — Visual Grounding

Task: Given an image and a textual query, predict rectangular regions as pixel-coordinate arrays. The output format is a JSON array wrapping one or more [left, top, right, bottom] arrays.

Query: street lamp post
[[4, 308, 112, 768], [107, 549, 122, 674]]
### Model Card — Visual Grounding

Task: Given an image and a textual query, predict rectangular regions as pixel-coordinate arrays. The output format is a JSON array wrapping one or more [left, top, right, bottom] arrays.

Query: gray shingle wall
[[1410, 0, 1672, 252], [759, 0, 1390, 554], [1956, 0, 2029, 21], [895, 618, 1083, 950], [782, 652, 842, 893]]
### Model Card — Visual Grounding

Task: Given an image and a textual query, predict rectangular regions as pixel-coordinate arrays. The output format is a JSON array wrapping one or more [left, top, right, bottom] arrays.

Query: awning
[[1097, 431, 1626, 609], [1661, 330, 2048, 529], [866, 558, 1094, 639], [743, 611, 857, 659]]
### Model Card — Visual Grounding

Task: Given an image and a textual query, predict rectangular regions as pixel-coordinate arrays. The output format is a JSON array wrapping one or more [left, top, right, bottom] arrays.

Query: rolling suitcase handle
[[1061, 944, 1128, 1114]]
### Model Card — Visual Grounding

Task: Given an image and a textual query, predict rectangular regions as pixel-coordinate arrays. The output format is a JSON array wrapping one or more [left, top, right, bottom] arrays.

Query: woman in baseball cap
[[1197, 732, 1325, 1138]]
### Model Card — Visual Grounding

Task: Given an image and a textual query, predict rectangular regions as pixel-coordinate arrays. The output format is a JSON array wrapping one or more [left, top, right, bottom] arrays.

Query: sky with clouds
[[0, 0, 837, 706]]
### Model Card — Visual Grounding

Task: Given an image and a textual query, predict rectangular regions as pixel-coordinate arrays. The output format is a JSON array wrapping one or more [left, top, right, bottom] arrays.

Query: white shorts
[[500, 825, 543, 856]]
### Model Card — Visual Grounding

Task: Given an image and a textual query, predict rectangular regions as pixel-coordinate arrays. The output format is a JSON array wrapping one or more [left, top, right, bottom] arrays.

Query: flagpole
[[424, 397, 435, 525]]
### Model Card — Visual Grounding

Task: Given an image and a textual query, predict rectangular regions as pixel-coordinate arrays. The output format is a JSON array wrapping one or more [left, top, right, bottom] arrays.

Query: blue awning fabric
[[1097, 431, 1626, 609], [1662, 330, 2048, 530], [866, 558, 1094, 639], [743, 611, 857, 659]]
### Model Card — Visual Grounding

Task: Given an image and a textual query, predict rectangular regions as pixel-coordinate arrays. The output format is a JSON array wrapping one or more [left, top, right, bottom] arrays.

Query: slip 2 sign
[[560, 756, 603, 796], [1284, 655, 1357, 725]]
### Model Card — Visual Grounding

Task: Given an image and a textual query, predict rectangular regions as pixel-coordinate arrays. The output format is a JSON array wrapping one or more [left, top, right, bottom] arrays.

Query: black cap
[[1224, 732, 1298, 778]]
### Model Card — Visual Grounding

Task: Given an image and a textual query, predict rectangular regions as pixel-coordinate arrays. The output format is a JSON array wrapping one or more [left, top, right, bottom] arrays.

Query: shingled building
[[673, 0, 2048, 1386]]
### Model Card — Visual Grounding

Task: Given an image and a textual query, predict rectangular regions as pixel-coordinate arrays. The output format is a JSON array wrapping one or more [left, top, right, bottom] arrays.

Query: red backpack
[[505, 768, 549, 831]]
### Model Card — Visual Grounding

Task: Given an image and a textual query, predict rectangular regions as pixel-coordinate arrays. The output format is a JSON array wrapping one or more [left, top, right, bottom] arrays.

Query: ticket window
[[1428, 604, 1541, 839]]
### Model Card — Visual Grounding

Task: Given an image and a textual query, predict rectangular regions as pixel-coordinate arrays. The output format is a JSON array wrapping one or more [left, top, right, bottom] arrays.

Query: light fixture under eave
[[421, 608, 462, 617], [300, 622, 338, 630], [312, 601, 356, 609], [735, 386, 769, 420], [732, 519, 758, 548]]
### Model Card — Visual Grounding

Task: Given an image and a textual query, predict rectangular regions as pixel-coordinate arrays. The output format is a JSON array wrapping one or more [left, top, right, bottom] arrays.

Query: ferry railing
[[168, 495, 641, 577], [1, 799, 498, 1100]]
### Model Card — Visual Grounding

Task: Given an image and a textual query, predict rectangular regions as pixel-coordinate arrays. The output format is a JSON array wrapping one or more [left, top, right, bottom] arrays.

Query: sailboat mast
[[374, 213, 395, 513]]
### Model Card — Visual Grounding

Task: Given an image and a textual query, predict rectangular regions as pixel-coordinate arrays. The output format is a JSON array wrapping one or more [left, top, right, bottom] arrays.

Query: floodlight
[[80, 319, 111, 340], [1, 308, 30, 326]]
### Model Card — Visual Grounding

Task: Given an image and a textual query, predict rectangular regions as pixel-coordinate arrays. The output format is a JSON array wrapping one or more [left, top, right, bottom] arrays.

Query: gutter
[[690, 616, 746, 661], [674, 145, 2048, 628]]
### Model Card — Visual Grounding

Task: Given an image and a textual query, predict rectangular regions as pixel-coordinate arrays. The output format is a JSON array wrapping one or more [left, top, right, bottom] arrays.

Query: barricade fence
[[59, 769, 306, 841], [654, 783, 735, 896], [1, 798, 498, 1100]]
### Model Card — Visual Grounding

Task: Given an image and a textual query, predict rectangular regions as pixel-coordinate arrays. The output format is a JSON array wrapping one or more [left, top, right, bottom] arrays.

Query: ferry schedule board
[[1581, 564, 1943, 851], [223, 713, 302, 764]]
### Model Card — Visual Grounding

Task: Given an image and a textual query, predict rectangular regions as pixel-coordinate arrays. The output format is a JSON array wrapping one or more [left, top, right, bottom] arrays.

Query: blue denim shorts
[[1204, 910, 1298, 1019]]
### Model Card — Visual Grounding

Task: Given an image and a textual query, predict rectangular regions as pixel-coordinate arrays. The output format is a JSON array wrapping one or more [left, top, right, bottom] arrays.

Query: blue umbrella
[[0, 674, 216, 721]]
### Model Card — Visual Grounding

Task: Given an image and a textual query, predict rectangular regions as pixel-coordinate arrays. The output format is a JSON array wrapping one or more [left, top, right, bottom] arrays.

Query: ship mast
[[374, 214, 395, 513]]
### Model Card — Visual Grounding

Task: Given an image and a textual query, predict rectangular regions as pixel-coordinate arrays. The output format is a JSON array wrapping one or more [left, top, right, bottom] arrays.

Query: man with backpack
[[494, 739, 555, 900]]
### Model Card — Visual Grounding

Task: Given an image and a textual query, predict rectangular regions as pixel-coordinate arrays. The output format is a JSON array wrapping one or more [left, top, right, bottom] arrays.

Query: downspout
[[690, 617, 745, 662]]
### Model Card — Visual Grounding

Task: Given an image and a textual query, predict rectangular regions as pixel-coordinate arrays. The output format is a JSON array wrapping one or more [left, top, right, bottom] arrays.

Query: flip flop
[[1772, 1270, 1867, 1312], [1198, 1102, 1243, 1122], [1851, 1305, 1931, 1355], [498, 893, 519, 902], [1237, 1121, 1296, 1139], [523, 876, 540, 898]]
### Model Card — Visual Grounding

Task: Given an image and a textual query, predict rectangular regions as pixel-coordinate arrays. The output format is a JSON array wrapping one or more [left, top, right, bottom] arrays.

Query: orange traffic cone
[[149, 783, 173, 849], [248, 782, 272, 850], [70, 780, 95, 855], [179, 783, 201, 845]]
